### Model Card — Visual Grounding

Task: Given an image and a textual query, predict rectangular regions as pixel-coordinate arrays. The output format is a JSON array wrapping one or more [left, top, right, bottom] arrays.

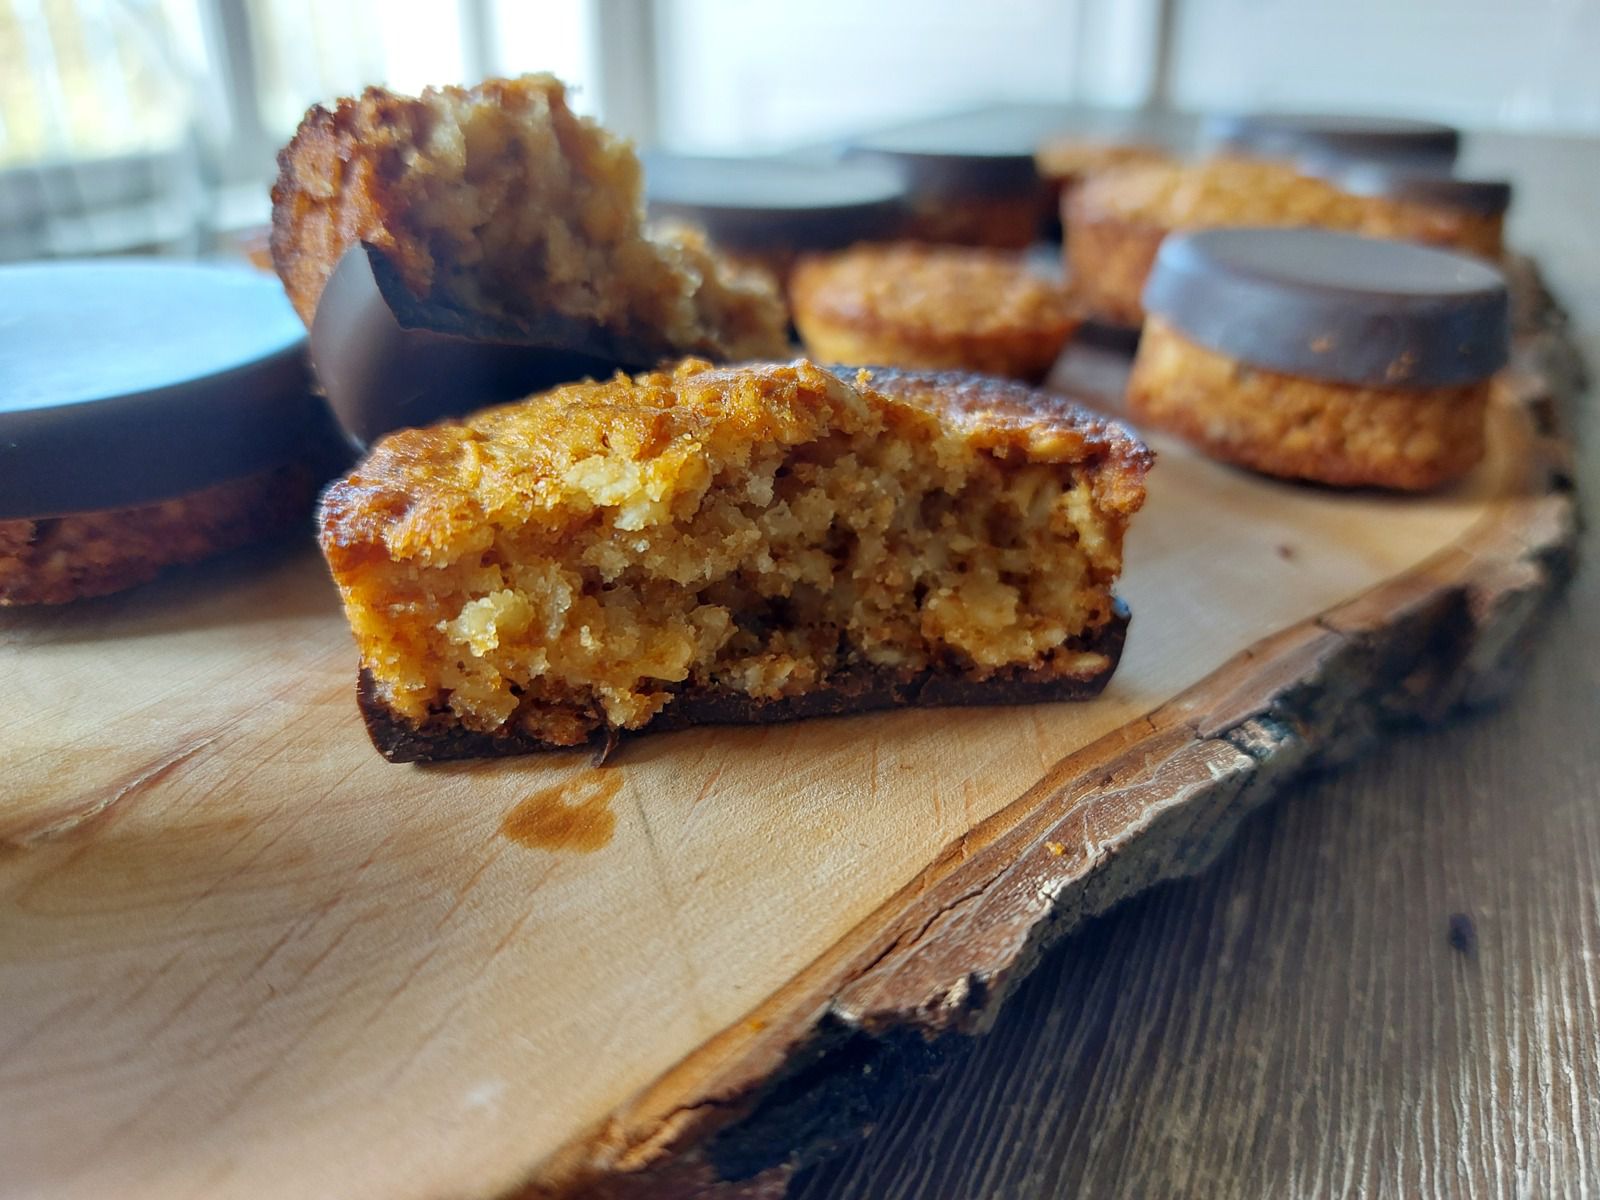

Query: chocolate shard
[[309, 243, 667, 447], [357, 602, 1130, 764]]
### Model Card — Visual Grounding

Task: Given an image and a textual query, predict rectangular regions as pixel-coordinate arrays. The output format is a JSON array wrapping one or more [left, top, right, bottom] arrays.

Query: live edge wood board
[[0, 264, 1581, 1200]]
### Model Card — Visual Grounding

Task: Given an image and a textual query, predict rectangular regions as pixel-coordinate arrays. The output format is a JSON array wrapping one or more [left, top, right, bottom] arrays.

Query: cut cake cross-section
[[319, 359, 1152, 761]]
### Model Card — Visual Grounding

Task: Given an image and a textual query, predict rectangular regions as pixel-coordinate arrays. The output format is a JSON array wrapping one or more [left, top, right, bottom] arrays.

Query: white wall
[[1166, 0, 1600, 135], [652, 0, 1090, 153], [646, 0, 1600, 154]]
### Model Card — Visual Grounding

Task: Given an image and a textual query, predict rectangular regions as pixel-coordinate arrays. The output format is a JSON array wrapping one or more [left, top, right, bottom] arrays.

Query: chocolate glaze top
[[642, 154, 908, 249], [1142, 228, 1509, 389], [0, 258, 329, 520], [1205, 112, 1460, 168], [844, 131, 1043, 197]]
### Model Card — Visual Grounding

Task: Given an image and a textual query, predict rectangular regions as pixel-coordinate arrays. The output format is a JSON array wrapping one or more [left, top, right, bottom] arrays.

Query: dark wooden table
[[791, 132, 1600, 1199]]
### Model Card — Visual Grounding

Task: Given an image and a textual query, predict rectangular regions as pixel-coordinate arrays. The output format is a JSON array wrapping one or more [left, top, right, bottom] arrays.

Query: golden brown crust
[[790, 245, 1080, 382], [270, 75, 788, 360], [321, 359, 1148, 576], [321, 358, 1150, 748], [0, 464, 318, 605], [848, 366, 1153, 517], [1065, 157, 1500, 325], [1074, 157, 1478, 238], [270, 83, 444, 327], [1126, 317, 1487, 490]]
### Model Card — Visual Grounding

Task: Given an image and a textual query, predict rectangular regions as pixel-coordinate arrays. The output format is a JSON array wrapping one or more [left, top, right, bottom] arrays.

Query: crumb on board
[[1448, 911, 1478, 956]]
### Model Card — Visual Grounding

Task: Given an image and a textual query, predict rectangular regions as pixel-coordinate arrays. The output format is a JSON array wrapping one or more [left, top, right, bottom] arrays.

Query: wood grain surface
[[0, 404, 1533, 1200], [789, 131, 1600, 1200]]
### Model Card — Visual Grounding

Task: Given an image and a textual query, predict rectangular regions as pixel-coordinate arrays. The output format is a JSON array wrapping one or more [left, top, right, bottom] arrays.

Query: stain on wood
[[501, 769, 622, 853]]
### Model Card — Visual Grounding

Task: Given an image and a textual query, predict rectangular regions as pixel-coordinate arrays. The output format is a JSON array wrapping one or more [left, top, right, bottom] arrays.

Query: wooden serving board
[[0, 282, 1578, 1200]]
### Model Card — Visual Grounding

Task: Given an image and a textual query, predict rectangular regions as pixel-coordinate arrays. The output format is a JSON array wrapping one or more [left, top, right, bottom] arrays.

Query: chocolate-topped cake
[[1203, 112, 1460, 168], [1036, 134, 1173, 246], [1065, 157, 1496, 327], [0, 259, 343, 604], [1127, 228, 1509, 490], [1297, 156, 1511, 260], [846, 132, 1048, 248], [642, 153, 908, 282], [1036, 138, 1170, 194], [319, 359, 1151, 761]]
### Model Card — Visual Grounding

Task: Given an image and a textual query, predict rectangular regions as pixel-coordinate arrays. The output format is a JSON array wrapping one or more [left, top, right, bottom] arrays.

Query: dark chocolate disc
[[1298, 154, 1512, 217], [310, 244, 648, 448], [845, 131, 1043, 198], [1142, 228, 1509, 389], [642, 154, 908, 250], [0, 258, 331, 520], [1205, 112, 1460, 168]]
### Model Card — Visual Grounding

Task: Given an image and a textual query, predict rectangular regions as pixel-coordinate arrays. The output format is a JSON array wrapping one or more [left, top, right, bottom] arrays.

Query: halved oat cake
[[319, 359, 1151, 761]]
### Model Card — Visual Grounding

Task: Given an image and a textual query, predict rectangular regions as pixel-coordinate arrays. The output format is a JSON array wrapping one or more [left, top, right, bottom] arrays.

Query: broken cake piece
[[271, 75, 789, 441], [319, 359, 1151, 761]]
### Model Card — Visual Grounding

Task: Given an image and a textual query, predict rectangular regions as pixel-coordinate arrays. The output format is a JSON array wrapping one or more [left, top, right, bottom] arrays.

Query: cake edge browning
[[356, 602, 1130, 763], [0, 463, 323, 606], [841, 365, 1156, 510]]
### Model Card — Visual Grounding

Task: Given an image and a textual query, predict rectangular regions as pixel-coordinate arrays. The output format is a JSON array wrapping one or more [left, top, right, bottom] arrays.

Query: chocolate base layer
[[357, 602, 1130, 764]]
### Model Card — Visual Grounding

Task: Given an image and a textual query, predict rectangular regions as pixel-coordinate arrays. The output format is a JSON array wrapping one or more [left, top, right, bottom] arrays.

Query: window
[[0, 0, 602, 259], [8, 0, 1596, 262]]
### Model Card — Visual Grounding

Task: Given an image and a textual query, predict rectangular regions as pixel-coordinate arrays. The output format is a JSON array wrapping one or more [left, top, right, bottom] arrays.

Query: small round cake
[[1036, 137, 1170, 193], [1036, 136, 1172, 244], [1126, 228, 1509, 490], [1203, 112, 1460, 168], [642, 153, 908, 282], [846, 133, 1048, 249], [790, 244, 1080, 382], [0, 259, 343, 604], [1298, 156, 1511, 260], [1065, 157, 1490, 327]]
